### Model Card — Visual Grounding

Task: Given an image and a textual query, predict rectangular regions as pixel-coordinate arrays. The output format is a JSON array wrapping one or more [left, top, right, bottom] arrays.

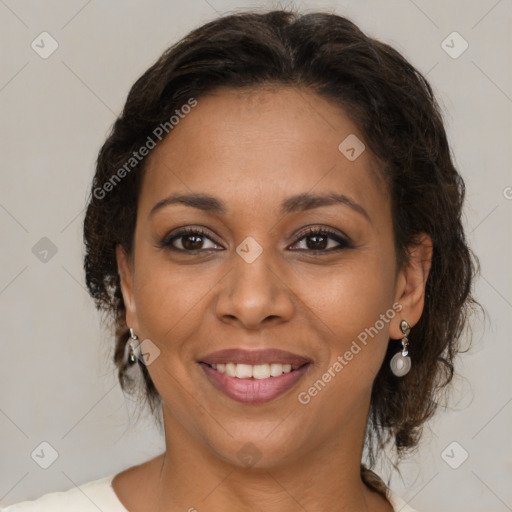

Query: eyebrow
[[149, 192, 371, 223]]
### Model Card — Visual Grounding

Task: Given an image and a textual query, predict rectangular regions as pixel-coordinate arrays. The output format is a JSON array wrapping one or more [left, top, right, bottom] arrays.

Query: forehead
[[140, 86, 389, 224]]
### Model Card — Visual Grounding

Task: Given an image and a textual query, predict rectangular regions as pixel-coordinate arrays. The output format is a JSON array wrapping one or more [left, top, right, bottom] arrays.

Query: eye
[[157, 226, 352, 254], [289, 227, 352, 252], [158, 227, 223, 252]]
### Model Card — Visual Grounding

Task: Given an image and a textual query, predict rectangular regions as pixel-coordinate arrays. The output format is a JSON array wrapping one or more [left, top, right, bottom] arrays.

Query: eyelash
[[157, 226, 353, 254]]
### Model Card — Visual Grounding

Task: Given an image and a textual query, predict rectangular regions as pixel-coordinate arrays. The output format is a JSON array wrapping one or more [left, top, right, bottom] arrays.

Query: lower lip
[[199, 363, 311, 403]]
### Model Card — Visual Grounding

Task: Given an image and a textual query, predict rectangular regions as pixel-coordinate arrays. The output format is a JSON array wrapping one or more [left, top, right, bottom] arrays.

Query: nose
[[214, 244, 294, 330]]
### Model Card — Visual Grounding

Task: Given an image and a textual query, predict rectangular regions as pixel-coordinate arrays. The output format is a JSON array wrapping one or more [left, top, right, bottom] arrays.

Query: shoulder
[[1, 474, 127, 512], [386, 487, 420, 512], [360, 465, 419, 512]]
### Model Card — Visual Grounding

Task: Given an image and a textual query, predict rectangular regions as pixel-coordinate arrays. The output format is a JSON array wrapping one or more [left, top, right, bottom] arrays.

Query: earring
[[125, 328, 141, 366], [390, 320, 411, 377]]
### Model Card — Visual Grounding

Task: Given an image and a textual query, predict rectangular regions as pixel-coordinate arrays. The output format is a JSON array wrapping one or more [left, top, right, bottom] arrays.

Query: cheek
[[131, 261, 207, 407], [296, 256, 394, 372], [300, 255, 393, 328], [131, 250, 221, 347]]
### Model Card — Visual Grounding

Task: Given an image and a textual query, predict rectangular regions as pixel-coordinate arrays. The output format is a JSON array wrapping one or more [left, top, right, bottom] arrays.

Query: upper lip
[[198, 348, 311, 366]]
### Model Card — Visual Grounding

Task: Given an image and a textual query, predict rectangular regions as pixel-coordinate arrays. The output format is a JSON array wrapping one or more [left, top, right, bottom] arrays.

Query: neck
[[149, 405, 393, 512]]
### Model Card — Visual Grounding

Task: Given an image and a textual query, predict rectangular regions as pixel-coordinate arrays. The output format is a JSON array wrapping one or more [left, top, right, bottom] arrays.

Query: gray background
[[1, 0, 511, 510]]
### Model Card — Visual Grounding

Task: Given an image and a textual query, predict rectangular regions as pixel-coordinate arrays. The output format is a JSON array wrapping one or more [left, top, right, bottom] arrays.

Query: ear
[[391, 232, 433, 339], [116, 244, 138, 332]]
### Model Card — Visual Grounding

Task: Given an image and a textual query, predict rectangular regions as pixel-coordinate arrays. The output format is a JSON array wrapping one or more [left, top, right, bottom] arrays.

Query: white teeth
[[253, 364, 271, 379], [225, 363, 236, 377], [235, 363, 253, 379], [271, 363, 291, 376], [210, 362, 299, 379]]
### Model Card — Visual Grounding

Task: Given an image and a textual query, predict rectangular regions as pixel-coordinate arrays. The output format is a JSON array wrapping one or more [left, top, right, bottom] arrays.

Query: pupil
[[306, 234, 327, 250], [183, 235, 203, 250]]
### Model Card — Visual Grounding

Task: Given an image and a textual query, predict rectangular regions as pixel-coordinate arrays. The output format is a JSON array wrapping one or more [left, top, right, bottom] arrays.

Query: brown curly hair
[[83, 9, 482, 488]]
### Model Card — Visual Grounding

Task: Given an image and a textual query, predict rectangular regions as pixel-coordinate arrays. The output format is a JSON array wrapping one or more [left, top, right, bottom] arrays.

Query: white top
[[1, 473, 418, 511]]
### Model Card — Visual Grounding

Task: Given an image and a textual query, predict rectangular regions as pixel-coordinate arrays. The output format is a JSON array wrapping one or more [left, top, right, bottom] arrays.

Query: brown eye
[[181, 233, 206, 250], [159, 228, 223, 252], [290, 227, 352, 252], [304, 233, 329, 250]]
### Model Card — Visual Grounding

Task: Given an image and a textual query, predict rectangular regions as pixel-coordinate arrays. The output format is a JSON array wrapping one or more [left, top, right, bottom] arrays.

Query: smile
[[199, 361, 311, 403]]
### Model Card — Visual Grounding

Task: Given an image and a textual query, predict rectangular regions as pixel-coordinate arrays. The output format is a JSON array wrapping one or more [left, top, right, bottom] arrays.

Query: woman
[[2, 9, 480, 512]]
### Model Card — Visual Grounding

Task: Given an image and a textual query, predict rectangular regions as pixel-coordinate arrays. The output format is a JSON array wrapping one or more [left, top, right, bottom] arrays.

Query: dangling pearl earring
[[125, 328, 141, 365], [390, 320, 411, 377]]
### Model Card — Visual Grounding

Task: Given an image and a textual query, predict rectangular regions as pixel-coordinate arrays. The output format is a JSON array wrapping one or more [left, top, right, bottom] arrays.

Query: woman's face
[[117, 86, 417, 467]]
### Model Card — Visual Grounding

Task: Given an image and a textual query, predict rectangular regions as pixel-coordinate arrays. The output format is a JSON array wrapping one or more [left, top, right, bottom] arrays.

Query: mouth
[[197, 347, 312, 403], [198, 351, 312, 403]]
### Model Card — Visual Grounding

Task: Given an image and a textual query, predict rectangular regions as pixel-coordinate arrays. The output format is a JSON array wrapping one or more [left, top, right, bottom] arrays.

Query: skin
[[114, 86, 432, 512]]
